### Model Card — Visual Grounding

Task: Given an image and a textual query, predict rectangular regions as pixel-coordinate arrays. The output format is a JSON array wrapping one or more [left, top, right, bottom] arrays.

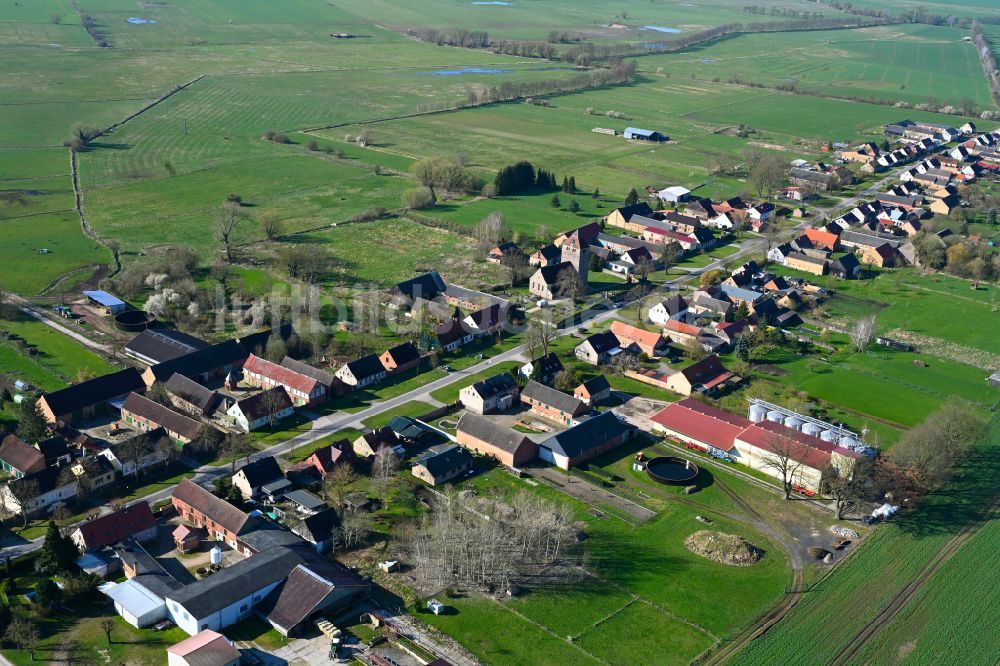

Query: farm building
[[455, 413, 537, 468], [243, 354, 327, 406], [656, 186, 691, 203], [124, 329, 210, 365], [37, 367, 145, 424], [537, 411, 636, 470], [84, 290, 127, 315], [411, 445, 473, 486], [624, 127, 669, 142]]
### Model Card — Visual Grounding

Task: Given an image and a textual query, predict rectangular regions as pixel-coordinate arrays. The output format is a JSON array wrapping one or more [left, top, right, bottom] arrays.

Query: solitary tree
[[324, 463, 359, 505], [748, 154, 786, 199], [221, 433, 254, 474], [215, 201, 245, 263], [258, 211, 283, 240], [822, 458, 871, 520], [371, 446, 400, 500], [100, 617, 115, 645], [16, 400, 49, 444], [524, 317, 557, 358], [850, 313, 877, 353], [7, 478, 40, 528], [624, 188, 639, 206]]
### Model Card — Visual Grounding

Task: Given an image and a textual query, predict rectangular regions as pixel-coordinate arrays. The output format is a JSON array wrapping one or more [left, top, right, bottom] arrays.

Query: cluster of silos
[[747, 401, 875, 456]]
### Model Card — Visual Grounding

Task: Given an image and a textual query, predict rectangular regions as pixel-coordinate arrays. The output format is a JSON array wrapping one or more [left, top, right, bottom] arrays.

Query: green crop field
[[636, 24, 993, 108], [732, 417, 1000, 665]]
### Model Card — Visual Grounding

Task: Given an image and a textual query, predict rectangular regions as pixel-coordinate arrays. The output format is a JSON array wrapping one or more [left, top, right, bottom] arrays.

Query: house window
[[240, 603, 249, 612]]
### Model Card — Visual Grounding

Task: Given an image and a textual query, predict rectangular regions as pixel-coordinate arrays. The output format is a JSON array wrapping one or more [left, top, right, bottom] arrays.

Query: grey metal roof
[[284, 489, 326, 512], [539, 411, 634, 459], [456, 413, 531, 455], [522, 381, 585, 416]]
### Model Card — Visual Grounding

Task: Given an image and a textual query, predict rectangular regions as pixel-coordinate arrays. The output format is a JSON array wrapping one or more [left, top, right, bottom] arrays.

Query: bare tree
[[258, 211, 283, 240], [5, 478, 40, 528], [154, 436, 180, 469], [100, 617, 115, 645], [474, 212, 507, 253], [748, 154, 786, 199], [371, 446, 400, 500], [116, 434, 150, 478], [822, 458, 871, 520], [337, 510, 370, 549], [759, 434, 806, 499], [221, 433, 254, 474], [524, 317, 556, 358], [634, 256, 654, 282], [215, 201, 245, 263], [555, 267, 585, 300], [742, 145, 763, 174], [5, 618, 40, 660], [499, 250, 530, 289], [323, 463, 358, 505], [850, 313, 877, 352], [259, 388, 288, 428]]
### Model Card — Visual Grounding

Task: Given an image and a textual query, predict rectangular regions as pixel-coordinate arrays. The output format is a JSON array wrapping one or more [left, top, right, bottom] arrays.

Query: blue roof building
[[84, 290, 127, 314], [623, 127, 669, 142]]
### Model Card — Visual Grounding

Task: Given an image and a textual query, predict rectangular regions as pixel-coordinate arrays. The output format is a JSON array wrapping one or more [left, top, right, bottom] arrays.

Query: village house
[[575, 330, 622, 366], [242, 354, 326, 406], [390, 271, 447, 310], [379, 342, 420, 373], [642, 227, 700, 251], [1, 466, 78, 518], [521, 381, 588, 425], [603, 202, 655, 229], [411, 446, 473, 486], [665, 355, 734, 397], [70, 502, 157, 552], [862, 243, 897, 268], [163, 373, 222, 417], [455, 413, 537, 468], [288, 440, 354, 484], [463, 303, 506, 338], [784, 253, 828, 276], [611, 320, 667, 357], [231, 456, 285, 500], [688, 290, 732, 319], [352, 427, 404, 459], [291, 507, 340, 553], [227, 387, 294, 433], [0, 433, 46, 478], [279, 357, 344, 398], [487, 241, 520, 264], [804, 227, 840, 251], [140, 339, 249, 388], [683, 198, 716, 221], [167, 630, 241, 666], [829, 253, 861, 279], [71, 455, 116, 493], [529, 244, 562, 267], [37, 368, 146, 424], [459, 373, 520, 414], [171, 478, 254, 552], [662, 319, 702, 346], [98, 427, 174, 478], [335, 354, 387, 389], [574, 375, 612, 406], [435, 319, 476, 352], [121, 393, 203, 446], [648, 295, 689, 325], [529, 261, 575, 300], [124, 329, 210, 366], [537, 411, 636, 470], [520, 352, 564, 385]]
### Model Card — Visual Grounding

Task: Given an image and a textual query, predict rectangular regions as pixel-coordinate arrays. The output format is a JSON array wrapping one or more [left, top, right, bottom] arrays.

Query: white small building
[[167, 630, 241, 666], [656, 186, 691, 203], [102, 579, 169, 628]]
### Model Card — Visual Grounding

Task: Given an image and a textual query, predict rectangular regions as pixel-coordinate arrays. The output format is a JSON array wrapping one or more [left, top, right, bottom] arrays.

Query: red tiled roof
[[243, 354, 319, 395], [650, 399, 749, 451], [736, 420, 861, 470], [804, 227, 839, 249], [306, 439, 354, 475], [74, 502, 155, 550], [663, 320, 701, 337], [645, 227, 695, 244], [611, 320, 664, 350]]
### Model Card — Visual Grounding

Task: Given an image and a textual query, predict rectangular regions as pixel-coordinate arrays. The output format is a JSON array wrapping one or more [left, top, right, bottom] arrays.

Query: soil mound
[[685, 530, 763, 566]]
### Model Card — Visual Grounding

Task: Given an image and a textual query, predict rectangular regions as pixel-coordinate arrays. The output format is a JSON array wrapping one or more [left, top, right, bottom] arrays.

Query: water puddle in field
[[422, 67, 513, 76], [126, 17, 157, 24], [641, 25, 682, 33]]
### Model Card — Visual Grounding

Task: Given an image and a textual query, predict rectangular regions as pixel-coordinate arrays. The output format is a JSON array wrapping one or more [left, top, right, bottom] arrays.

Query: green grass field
[[422, 458, 792, 665]]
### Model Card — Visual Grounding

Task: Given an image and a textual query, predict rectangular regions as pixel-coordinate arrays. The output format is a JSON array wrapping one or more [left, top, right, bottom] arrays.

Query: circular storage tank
[[114, 309, 154, 332], [801, 422, 822, 437], [210, 546, 222, 566], [840, 437, 859, 451], [820, 429, 838, 443], [767, 410, 784, 423], [749, 405, 768, 423], [645, 456, 700, 486], [783, 416, 803, 430]]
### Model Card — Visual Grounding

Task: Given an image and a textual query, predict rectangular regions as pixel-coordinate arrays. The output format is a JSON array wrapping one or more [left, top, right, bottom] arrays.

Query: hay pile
[[685, 531, 763, 566]]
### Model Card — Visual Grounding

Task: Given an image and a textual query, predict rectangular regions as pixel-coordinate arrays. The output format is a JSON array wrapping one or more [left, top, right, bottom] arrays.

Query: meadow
[[732, 416, 1000, 665], [422, 459, 793, 666]]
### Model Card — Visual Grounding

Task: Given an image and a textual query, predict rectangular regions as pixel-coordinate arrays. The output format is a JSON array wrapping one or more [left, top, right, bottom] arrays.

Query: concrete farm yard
[[2, 0, 1000, 664]]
